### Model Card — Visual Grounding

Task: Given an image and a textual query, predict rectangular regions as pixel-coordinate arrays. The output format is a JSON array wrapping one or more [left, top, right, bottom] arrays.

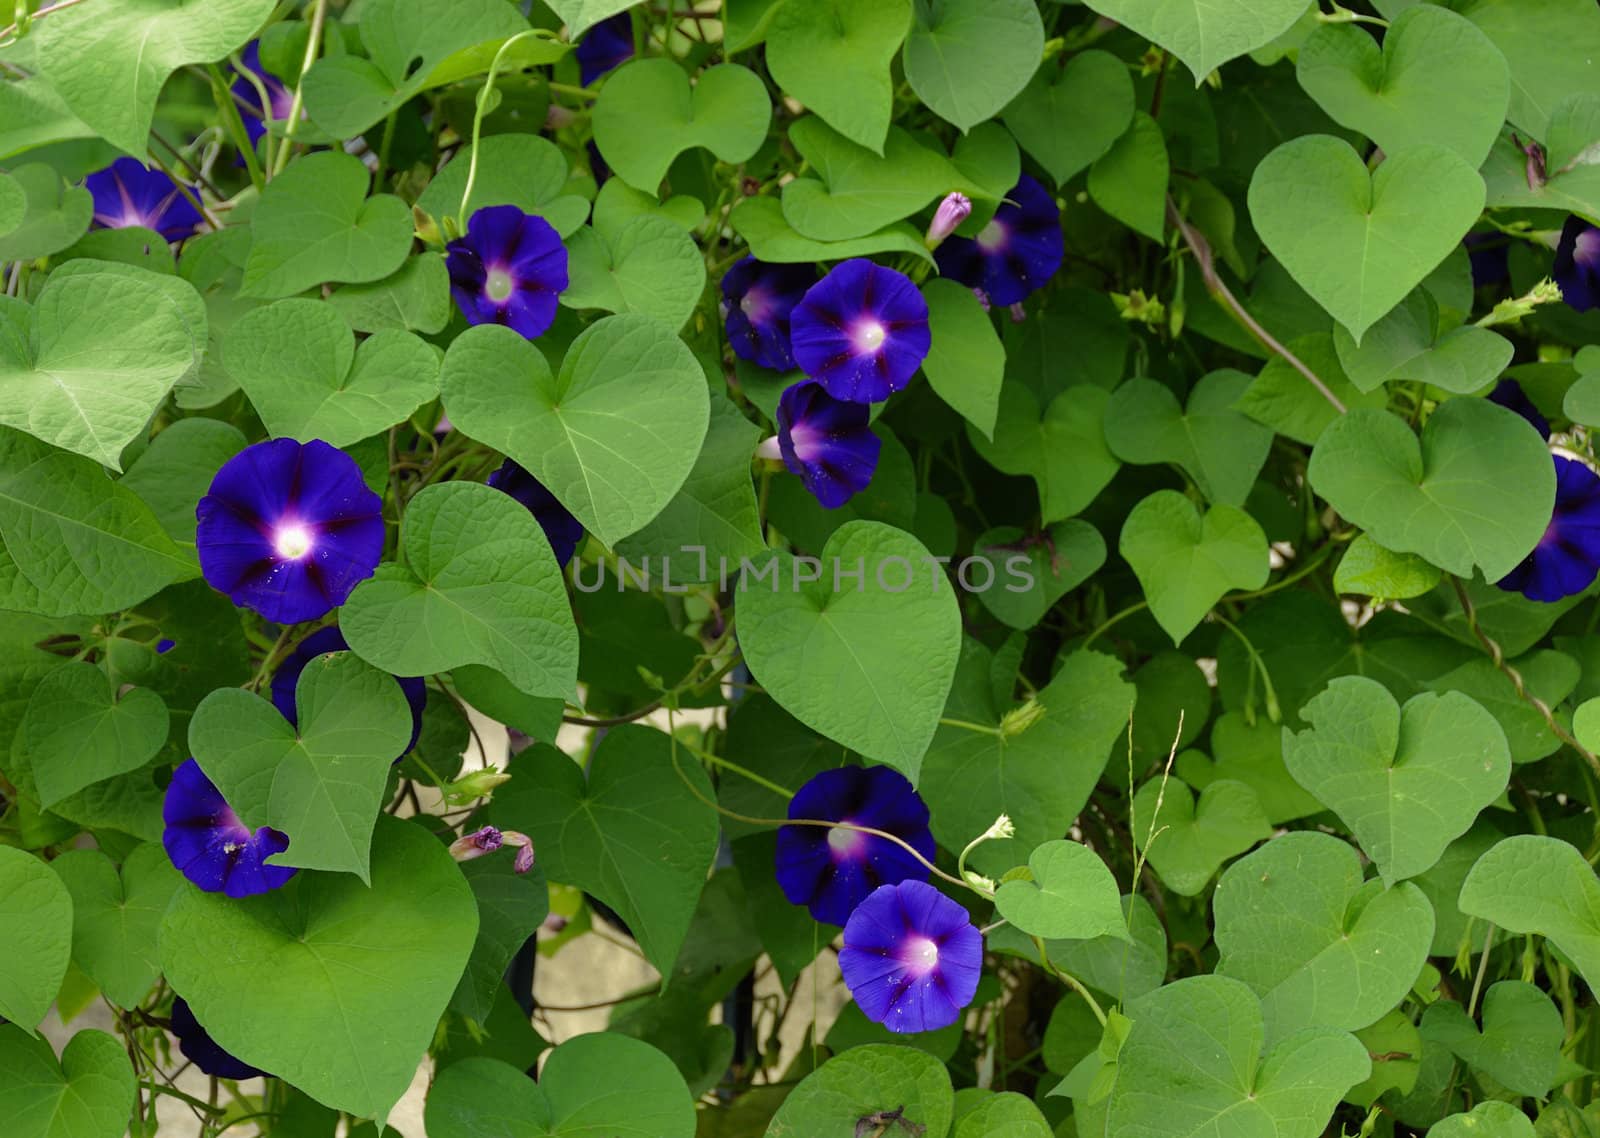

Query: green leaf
[[1120, 490, 1269, 645], [903, 0, 1044, 132], [327, 254, 452, 336], [0, 78, 96, 163], [241, 151, 415, 300], [0, 172, 21, 236], [1247, 137, 1485, 341], [1334, 534, 1443, 601], [1332, 291, 1514, 395], [1104, 371, 1272, 506], [561, 217, 707, 331], [1306, 399, 1554, 579], [969, 520, 1105, 631], [1215, 832, 1434, 1044], [301, 0, 529, 138], [1107, 974, 1371, 1137], [451, 860, 548, 1023], [1175, 711, 1325, 824], [1084, 0, 1312, 81], [1002, 51, 1134, 186], [765, 0, 912, 154], [921, 278, 1004, 438], [0, 428, 193, 617], [49, 844, 179, 1009], [592, 59, 770, 191], [968, 384, 1120, 523], [0, 165, 91, 262], [1421, 981, 1563, 1098], [0, 261, 205, 469], [1347, 1010, 1422, 1109], [547, 0, 641, 38], [20, 662, 167, 808], [1087, 112, 1169, 242], [0, 845, 72, 1032], [1427, 651, 1579, 764], [119, 419, 246, 547], [224, 299, 440, 447], [0, 1026, 134, 1138], [342, 481, 579, 697], [1481, 99, 1600, 223], [952, 1091, 1052, 1138], [994, 839, 1129, 941], [729, 196, 935, 268], [1235, 333, 1388, 446], [764, 1044, 954, 1138], [189, 651, 414, 879], [921, 646, 1135, 877], [440, 315, 710, 548], [1459, 834, 1600, 999], [1132, 777, 1271, 896], [161, 816, 478, 1122], [493, 726, 720, 979], [1296, 6, 1510, 167], [1453, 0, 1600, 140], [736, 521, 961, 779], [427, 1039, 696, 1138], [35, 0, 274, 155], [416, 135, 590, 237]]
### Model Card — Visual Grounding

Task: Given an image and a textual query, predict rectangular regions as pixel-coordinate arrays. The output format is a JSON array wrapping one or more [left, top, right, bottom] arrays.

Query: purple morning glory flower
[[1497, 455, 1600, 603], [1464, 232, 1509, 289], [721, 256, 818, 372], [170, 997, 266, 1080], [576, 12, 635, 86], [1555, 216, 1600, 313], [772, 380, 881, 510], [270, 626, 426, 757], [445, 204, 569, 340], [774, 765, 936, 926], [83, 158, 203, 243], [488, 458, 585, 567], [162, 759, 298, 898], [790, 259, 931, 403], [230, 40, 297, 146], [838, 880, 983, 1034], [1488, 378, 1550, 439], [195, 438, 385, 625], [934, 175, 1063, 307]]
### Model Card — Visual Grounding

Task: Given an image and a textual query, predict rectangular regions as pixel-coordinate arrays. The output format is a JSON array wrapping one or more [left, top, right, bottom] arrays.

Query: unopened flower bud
[[448, 826, 503, 862], [981, 814, 1016, 841], [441, 767, 512, 805], [1000, 699, 1046, 738], [924, 192, 972, 249], [513, 841, 536, 874]]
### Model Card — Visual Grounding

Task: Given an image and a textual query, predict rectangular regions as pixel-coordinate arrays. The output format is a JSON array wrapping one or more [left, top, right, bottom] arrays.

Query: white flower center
[[274, 524, 314, 560], [485, 268, 515, 303], [827, 825, 857, 854], [854, 320, 887, 352], [908, 936, 939, 972], [976, 219, 1007, 252]]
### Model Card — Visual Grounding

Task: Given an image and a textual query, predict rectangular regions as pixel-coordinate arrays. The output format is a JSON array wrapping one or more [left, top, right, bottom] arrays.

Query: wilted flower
[[790, 259, 931, 403], [935, 175, 1063, 306], [445, 204, 569, 340], [762, 380, 881, 509], [170, 997, 266, 1080], [1498, 455, 1600, 603], [774, 765, 935, 926], [924, 192, 972, 248], [162, 759, 297, 898], [1554, 216, 1600, 312], [576, 12, 635, 86], [230, 40, 296, 146], [488, 459, 585, 567], [195, 439, 384, 625], [269, 626, 425, 757], [838, 880, 983, 1034], [721, 256, 818, 371], [449, 825, 536, 873], [83, 158, 202, 242]]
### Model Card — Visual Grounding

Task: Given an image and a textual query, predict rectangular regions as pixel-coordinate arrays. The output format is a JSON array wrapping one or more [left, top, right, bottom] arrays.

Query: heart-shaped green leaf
[[922, 646, 1134, 877], [0, 845, 72, 1032], [1307, 399, 1554, 579], [0, 165, 91, 263], [1420, 981, 1563, 1098], [1104, 371, 1272, 506], [969, 521, 1104, 631], [561, 216, 707, 331], [189, 651, 414, 879], [1297, 6, 1510, 166], [765, 1044, 955, 1138], [969, 384, 1119, 523], [0, 1026, 134, 1138], [1459, 834, 1600, 998], [426, 1038, 696, 1138], [1120, 490, 1269, 645], [1107, 974, 1371, 1136], [441, 315, 709, 548], [35, 0, 273, 156], [450, 859, 547, 1023], [1087, 112, 1170, 242], [922, 278, 1004, 439], [1215, 832, 1434, 1044], [736, 521, 961, 779], [1332, 290, 1513, 395], [0, 428, 193, 618], [1132, 777, 1271, 896], [301, 0, 529, 138], [0, 261, 205, 469], [1429, 1103, 1535, 1138], [765, 0, 911, 154], [328, 254, 452, 336], [593, 59, 770, 191], [730, 196, 935, 268], [1453, 0, 1600, 140], [547, 0, 640, 38], [341, 481, 579, 697], [903, 0, 1044, 132], [1080, 0, 1311, 82], [1175, 711, 1325, 824], [1333, 534, 1442, 601], [1284, 677, 1510, 883], [50, 844, 179, 1010], [241, 152, 414, 300], [20, 661, 167, 808], [995, 839, 1129, 941], [1002, 51, 1134, 186], [1248, 137, 1485, 341], [416, 136, 590, 237], [161, 816, 478, 1122], [224, 299, 439, 447], [952, 1092, 1052, 1138], [493, 726, 719, 979]]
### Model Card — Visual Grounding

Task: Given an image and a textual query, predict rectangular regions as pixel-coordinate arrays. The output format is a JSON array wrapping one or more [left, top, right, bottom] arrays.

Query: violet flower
[[838, 880, 983, 1034], [576, 12, 635, 86], [170, 997, 266, 1080], [1554, 216, 1600, 312], [934, 175, 1063, 307], [1488, 378, 1550, 439], [230, 40, 297, 146], [761, 380, 881, 510], [1498, 455, 1600, 602], [790, 259, 931, 403], [721, 256, 818, 372], [488, 459, 585, 568], [83, 158, 202, 243], [269, 626, 426, 757], [446, 205, 569, 340], [162, 759, 297, 898]]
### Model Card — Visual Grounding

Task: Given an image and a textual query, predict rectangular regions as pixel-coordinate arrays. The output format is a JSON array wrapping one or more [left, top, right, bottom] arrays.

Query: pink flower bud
[[513, 842, 536, 874], [448, 826, 503, 862], [924, 192, 972, 248]]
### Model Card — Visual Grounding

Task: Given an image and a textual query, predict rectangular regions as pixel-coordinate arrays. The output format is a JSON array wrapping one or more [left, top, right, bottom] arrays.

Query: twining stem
[[0, 0, 88, 46], [1166, 197, 1347, 414], [272, 0, 329, 176], [938, 716, 1005, 738], [458, 29, 548, 227], [206, 62, 267, 190], [1033, 935, 1108, 1026]]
